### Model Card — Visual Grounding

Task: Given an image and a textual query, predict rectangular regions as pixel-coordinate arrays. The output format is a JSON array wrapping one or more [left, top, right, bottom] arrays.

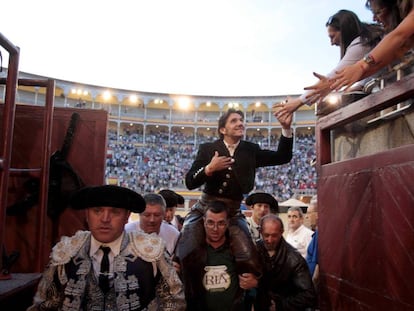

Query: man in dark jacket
[[256, 214, 316, 310], [179, 200, 258, 311], [176, 108, 293, 292]]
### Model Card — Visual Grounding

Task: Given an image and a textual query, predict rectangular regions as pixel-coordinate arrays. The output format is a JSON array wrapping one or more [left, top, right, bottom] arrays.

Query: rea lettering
[[203, 265, 231, 291]]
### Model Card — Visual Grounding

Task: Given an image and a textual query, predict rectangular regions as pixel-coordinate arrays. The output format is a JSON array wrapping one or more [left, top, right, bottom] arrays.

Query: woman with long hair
[[274, 10, 384, 116], [366, 0, 402, 32], [330, 0, 414, 91]]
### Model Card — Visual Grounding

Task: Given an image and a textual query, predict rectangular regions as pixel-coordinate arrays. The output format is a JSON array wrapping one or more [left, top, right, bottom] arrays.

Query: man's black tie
[[99, 246, 111, 294]]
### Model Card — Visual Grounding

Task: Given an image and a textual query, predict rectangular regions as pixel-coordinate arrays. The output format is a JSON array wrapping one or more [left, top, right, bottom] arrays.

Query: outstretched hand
[[272, 71, 335, 121], [273, 96, 299, 116], [330, 62, 365, 91], [273, 104, 293, 130], [303, 72, 332, 103]]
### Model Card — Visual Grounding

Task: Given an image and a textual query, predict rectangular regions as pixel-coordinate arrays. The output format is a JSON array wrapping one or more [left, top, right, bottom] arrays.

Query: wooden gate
[[316, 73, 414, 310]]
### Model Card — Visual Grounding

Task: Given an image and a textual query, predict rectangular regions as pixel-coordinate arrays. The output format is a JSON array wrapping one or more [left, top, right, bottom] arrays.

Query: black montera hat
[[158, 189, 184, 208], [69, 185, 146, 213], [245, 192, 279, 214]]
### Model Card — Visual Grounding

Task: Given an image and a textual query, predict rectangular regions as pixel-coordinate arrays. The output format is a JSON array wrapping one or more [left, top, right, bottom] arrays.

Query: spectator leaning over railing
[[273, 9, 384, 116], [330, 0, 414, 91]]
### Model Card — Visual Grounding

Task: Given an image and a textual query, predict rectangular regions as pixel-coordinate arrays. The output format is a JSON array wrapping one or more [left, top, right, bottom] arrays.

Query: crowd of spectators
[[105, 129, 316, 201]]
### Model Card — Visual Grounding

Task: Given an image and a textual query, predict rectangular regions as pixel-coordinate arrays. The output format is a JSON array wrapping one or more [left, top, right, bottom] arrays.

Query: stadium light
[[228, 102, 239, 108], [315, 92, 342, 116], [129, 94, 139, 104], [177, 96, 191, 110], [103, 90, 112, 101], [324, 92, 341, 106], [71, 88, 88, 97]]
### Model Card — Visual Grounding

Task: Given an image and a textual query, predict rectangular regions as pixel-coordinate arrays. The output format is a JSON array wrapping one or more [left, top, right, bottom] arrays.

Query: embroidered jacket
[[27, 230, 186, 311]]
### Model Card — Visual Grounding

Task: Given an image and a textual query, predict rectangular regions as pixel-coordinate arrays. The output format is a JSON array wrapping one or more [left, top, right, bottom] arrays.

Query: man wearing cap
[[245, 192, 279, 242], [27, 185, 185, 311], [125, 193, 180, 256], [158, 189, 185, 231]]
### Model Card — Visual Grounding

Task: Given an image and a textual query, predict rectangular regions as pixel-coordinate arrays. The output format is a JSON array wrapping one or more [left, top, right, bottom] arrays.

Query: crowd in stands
[[105, 129, 316, 201]]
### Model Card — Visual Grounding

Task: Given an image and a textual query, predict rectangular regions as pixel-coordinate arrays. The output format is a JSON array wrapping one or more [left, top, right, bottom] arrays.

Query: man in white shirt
[[125, 193, 180, 256], [286, 206, 313, 258], [245, 192, 279, 242]]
